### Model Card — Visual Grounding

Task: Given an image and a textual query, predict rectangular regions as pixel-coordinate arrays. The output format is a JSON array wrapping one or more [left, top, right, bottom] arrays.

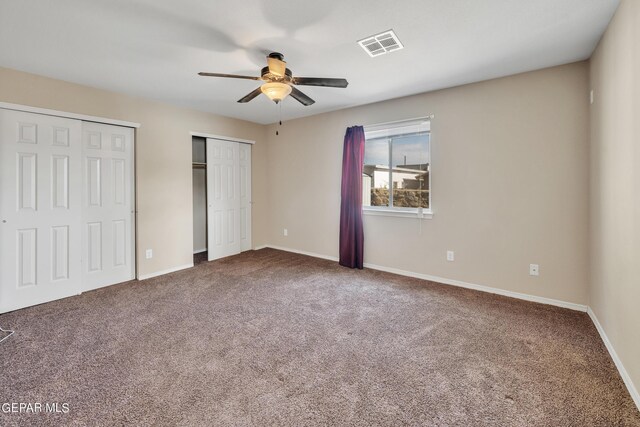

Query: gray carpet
[[0, 248, 638, 426], [193, 251, 208, 266]]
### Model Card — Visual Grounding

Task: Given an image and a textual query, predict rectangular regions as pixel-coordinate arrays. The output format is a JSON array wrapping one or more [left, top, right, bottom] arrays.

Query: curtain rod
[[362, 114, 434, 130]]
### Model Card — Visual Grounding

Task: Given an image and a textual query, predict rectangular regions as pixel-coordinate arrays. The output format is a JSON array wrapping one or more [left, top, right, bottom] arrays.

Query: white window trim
[[363, 206, 433, 219], [363, 116, 433, 219]]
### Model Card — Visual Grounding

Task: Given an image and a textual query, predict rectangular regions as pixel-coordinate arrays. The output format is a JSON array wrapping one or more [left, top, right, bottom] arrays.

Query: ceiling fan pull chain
[[276, 100, 283, 136]]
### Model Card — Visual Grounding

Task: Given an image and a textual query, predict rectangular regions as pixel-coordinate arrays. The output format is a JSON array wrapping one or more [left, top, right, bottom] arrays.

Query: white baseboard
[[138, 263, 194, 280], [263, 245, 339, 262], [587, 307, 640, 411], [257, 245, 587, 312], [193, 249, 207, 254], [362, 262, 588, 312]]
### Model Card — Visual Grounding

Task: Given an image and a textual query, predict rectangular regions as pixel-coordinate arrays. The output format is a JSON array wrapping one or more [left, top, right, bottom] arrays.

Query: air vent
[[358, 30, 404, 57]]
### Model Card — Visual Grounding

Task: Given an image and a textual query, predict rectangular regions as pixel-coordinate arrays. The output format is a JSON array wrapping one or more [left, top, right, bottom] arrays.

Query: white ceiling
[[0, 0, 619, 124]]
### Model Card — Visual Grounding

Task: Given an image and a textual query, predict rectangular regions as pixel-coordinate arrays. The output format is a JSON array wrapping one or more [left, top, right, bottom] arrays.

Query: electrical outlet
[[529, 264, 539, 276], [283, 228, 288, 237], [447, 251, 454, 262], [590, 89, 594, 104], [146, 249, 153, 259]]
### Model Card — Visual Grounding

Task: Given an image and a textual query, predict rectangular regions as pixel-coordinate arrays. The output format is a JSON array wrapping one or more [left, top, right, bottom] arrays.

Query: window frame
[[362, 117, 433, 219]]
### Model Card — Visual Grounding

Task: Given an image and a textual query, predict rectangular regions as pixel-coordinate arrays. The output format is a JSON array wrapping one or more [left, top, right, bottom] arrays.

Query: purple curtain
[[339, 126, 365, 269]]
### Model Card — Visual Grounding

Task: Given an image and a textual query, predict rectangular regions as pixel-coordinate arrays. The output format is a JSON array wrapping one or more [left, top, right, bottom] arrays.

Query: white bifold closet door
[[0, 109, 83, 313], [0, 109, 135, 314], [81, 122, 135, 291], [207, 138, 251, 261]]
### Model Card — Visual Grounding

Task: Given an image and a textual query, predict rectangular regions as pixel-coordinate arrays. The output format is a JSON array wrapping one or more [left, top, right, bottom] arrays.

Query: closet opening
[[192, 136, 208, 266]]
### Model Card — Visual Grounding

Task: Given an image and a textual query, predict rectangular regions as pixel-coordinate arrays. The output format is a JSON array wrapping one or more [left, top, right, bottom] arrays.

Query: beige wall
[[266, 62, 590, 305], [589, 0, 640, 400], [0, 67, 268, 277], [0, 62, 592, 305]]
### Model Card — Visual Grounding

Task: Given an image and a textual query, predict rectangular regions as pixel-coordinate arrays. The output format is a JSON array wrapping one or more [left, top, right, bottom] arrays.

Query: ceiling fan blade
[[291, 77, 348, 88], [289, 87, 315, 106], [198, 72, 261, 81], [237, 87, 263, 103], [267, 56, 286, 77]]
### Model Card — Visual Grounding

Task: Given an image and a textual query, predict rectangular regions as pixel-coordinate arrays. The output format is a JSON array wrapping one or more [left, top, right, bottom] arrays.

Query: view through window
[[363, 119, 430, 210]]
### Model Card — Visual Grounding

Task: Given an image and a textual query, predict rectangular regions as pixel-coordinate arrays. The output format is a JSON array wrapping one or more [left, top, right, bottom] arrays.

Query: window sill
[[363, 207, 433, 219]]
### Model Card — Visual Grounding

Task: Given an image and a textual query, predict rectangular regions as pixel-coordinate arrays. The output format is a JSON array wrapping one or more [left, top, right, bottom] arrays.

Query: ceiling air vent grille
[[358, 30, 404, 57]]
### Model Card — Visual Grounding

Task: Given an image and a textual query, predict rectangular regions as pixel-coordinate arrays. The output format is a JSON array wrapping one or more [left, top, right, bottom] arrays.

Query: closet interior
[[192, 137, 207, 265]]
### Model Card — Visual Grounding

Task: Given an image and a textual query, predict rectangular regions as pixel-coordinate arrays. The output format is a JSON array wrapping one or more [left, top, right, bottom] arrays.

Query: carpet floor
[[0, 248, 638, 426], [194, 251, 208, 266]]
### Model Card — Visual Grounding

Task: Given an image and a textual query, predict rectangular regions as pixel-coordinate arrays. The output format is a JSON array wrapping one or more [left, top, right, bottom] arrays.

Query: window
[[363, 118, 431, 216]]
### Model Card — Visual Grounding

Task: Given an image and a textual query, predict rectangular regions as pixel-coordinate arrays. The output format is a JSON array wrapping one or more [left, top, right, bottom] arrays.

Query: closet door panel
[[81, 122, 134, 291], [238, 143, 252, 252], [0, 109, 82, 313], [207, 138, 241, 260]]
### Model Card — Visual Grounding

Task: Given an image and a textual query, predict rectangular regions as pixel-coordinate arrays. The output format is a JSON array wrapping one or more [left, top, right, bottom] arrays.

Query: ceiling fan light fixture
[[199, 52, 346, 106], [260, 82, 292, 103]]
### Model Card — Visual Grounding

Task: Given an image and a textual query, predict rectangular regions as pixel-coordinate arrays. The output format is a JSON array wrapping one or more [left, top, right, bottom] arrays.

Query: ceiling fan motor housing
[[268, 52, 285, 61], [261, 67, 292, 82]]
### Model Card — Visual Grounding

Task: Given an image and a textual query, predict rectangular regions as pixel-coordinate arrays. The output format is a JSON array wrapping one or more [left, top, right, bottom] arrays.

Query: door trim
[[0, 102, 140, 129], [190, 131, 255, 145]]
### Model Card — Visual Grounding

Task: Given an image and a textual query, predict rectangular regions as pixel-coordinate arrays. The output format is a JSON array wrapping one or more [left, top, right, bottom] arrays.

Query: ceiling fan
[[198, 52, 348, 106]]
